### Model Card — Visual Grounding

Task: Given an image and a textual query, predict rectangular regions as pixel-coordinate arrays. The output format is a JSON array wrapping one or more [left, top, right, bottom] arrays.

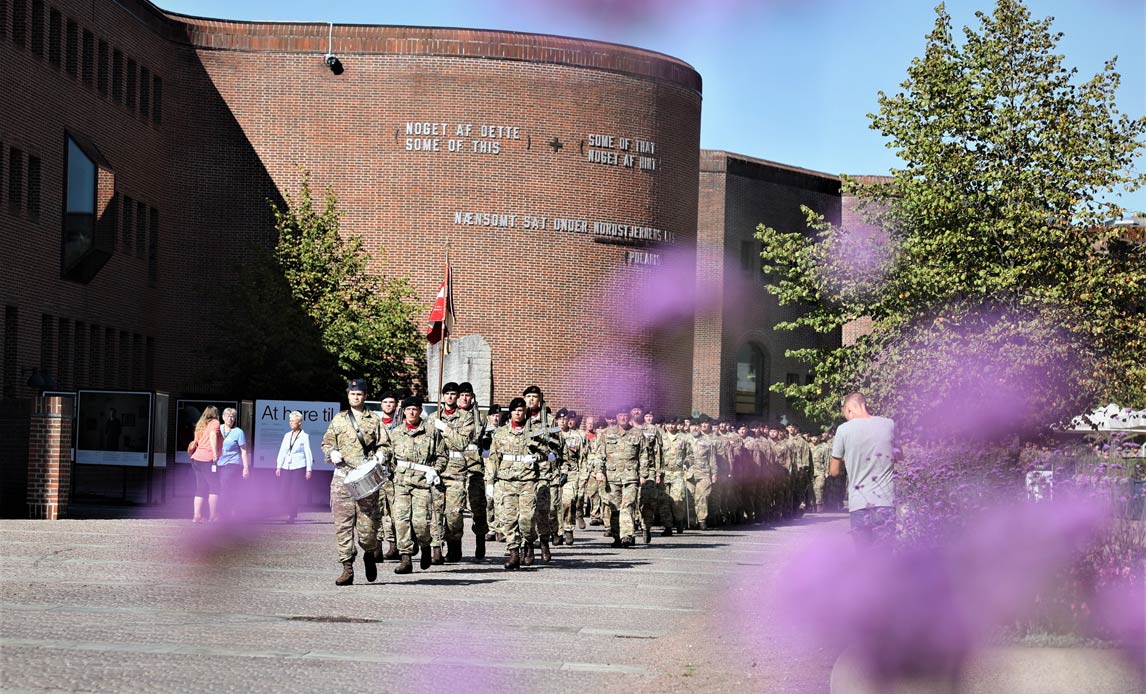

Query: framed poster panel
[[253, 400, 338, 470], [76, 390, 153, 467], [174, 400, 238, 464]]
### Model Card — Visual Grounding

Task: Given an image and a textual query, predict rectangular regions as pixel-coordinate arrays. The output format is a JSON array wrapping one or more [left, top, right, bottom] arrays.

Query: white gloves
[[547, 453, 557, 462], [374, 450, 388, 465], [329, 450, 343, 464], [425, 470, 441, 487], [433, 419, 449, 433], [485, 484, 495, 497]]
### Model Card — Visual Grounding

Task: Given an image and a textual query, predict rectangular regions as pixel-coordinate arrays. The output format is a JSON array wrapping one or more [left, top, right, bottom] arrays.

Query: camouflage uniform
[[559, 428, 588, 537], [593, 424, 648, 542], [486, 423, 540, 551], [788, 433, 814, 511], [374, 415, 399, 549], [384, 421, 449, 556], [431, 407, 481, 546], [582, 431, 603, 524], [685, 431, 718, 526], [525, 412, 561, 544], [661, 429, 693, 531], [322, 408, 384, 564], [478, 420, 499, 538], [812, 438, 831, 508], [637, 423, 673, 534]]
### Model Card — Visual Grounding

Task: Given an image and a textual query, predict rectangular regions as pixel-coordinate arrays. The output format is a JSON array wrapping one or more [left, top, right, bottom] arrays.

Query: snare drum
[[343, 460, 388, 500]]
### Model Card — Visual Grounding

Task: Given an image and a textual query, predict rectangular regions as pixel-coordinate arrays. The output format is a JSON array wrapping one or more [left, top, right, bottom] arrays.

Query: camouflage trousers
[[559, 478, 579, 532], [530, 484, 552, 541], [498, 479, 537, 550], [374, 479, 396, 545], [663, 471, 687, 526], [686, 475, 713, 524], [393, 483, 433, 556], [440, 475, 488, 540], [604, 480, 639, 541], [330, 472, 380, 564], [639, 480, 674, 530], [813, 474, 827, 506], [430, 481, 446, 547], [582, 476, 602, 520]]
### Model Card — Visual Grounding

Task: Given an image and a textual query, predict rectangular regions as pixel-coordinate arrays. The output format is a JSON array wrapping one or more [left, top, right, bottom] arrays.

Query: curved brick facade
[[1, 0, 701, 413]]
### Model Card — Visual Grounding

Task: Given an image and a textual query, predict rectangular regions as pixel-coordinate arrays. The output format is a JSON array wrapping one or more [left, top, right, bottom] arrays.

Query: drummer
[[321, 378, 386, 587]]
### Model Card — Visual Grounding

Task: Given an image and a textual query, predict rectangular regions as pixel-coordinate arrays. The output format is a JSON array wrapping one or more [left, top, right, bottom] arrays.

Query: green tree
[[224, 173, 423, 397], [757, 0, 1145, 434]]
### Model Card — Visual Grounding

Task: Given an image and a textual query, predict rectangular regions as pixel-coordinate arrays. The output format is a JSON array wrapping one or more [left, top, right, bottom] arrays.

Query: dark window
[[0, 142, 5, 210], [786, 373, 801, 386], [39, 314, 54, 385], [62, 136, 95, 272], [735, 342, 768, 417], [56, 317, 71, 388], [0, 0, 8, 40], [64, 18, 77, 77], [118, 330, 130, 386], [145, 336, 154, 387], [47, 8, 60, 67], [121, 194, 133, 253], [138, 67, 150, 121], [740, 240, 756, 273], [132, 333, 143, 387], [111, 49, 122, 102], [26, 154, 40, 220], [124, 58, 136, 111], [81, 29, 93, 85], [2, 306, 17, 398], [29, 0, 43, 56], [11, 0, 25, 48], [8, 148, 23, 215], [135, 198, 146, 257], [96, 39, 108, 94], [147, 207, 158, 284], [72, 320, 86, 387], [103, 327, 115, 388], [88, 323, 101, 386], [151, 75, 162, 125]]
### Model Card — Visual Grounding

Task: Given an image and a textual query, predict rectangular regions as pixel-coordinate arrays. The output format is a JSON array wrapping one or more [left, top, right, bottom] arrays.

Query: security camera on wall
[[324, 53, 344, 75]]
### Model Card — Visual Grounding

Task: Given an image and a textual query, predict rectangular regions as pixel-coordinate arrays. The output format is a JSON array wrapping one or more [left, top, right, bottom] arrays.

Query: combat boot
[[504, 548, 520, 570], [611, 536, 623, 548], [553, 533, 565, 546], [419, 544, 432, 570], [446, 539, 462, 563], [363, 550, 378, 582], [577, 517, 586, 529], [522, 544, 535, 567], [431, 545, 445, 566], [621, 536, 634, 548], [393, 554, 413, 574], [589, 518, 603, 526], [382, 542, 399, 560], [496, 531, 506, 542], [334, 562, 354, 586], [540, 538, 552, 563], [484, 531, 497, 542], [564, 530, 574, 545], [661, 526, 673, 537], [676, 520, 685, 534], [643, 524, 652, 545], [699, 520, 708, 531], [474, 534, 486, 560]]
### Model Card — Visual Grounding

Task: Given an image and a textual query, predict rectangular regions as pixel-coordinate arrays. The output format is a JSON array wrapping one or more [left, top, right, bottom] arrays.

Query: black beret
[[347, 378, 369, 392], [654, 415, 665, 424], [401, 396, 424, 410], [458, 382, 474, 395], [630, 403, 644, 411], [508, 397, 527, 412], [380, 390, 398, 401], [487, 404, 501, 415], [565, 409, 578, 420], [441, 382, 459, 394], [555, 408, 569, 418], [522, 385, 542, 396]]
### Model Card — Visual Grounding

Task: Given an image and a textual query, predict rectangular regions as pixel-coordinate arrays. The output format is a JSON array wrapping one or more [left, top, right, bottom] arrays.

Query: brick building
[[1, 0, 866, 427]]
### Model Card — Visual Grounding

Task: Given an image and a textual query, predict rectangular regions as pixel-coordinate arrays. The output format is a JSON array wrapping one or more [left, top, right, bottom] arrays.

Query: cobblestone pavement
[[0, 510, 848, 693]]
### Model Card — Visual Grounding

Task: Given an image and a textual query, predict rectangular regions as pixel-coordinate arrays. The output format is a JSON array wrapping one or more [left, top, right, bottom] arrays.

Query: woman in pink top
[[189, 406, 223, 522]]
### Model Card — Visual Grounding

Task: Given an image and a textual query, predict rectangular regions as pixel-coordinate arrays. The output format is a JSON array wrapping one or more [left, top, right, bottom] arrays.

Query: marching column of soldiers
[[322, 378, 845, 584]]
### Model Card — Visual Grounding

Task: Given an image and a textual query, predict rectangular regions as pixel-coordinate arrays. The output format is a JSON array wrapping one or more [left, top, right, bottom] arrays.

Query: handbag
[[187, 439, 198, 455]]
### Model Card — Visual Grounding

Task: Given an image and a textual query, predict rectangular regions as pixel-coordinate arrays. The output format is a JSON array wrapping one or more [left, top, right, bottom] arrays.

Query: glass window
[[152, 75, 162, 125], [61, 132, 115, 283], [81, 29, 93, 85], [11, 0, 26, 48], [65, 18, 77, 77], [30, 0, 44, 57], [63, 137, 96, 270], [735, 343, 767, 417], [138, 67, 150, 121], [8, 148, 23, 215], [111, 49, 122, 102], [125, 58, 136, 111], [27, 155, 40, 220], [48, 9, 61, 68], [97, 39, 108, 95]]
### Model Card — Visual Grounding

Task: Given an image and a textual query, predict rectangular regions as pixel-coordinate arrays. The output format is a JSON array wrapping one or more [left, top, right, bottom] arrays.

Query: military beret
[[441, 381, 459, 394], [555, 408, 569, 418], [654, 415, 665, 424], [630, 403, 644, 411], [565, 409, 578, 420], [380, 390, 398, 402], [508, 397, 527, 412], [522, 385, 542, 396], [458, 382, 474, 395], [487, 404, 501, 415], [401, 396, 423, 410], [347, 378, 369, 393]]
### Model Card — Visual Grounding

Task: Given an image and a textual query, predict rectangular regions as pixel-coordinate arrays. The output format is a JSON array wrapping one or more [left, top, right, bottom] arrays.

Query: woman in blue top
[[218, 407, 250, 519]]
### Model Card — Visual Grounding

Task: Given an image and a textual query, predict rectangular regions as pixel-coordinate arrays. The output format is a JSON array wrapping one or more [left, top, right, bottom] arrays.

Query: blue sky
[[160, 0, 1146, 214]]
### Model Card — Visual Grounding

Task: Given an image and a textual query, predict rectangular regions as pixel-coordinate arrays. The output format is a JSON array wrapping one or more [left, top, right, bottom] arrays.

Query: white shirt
[[276, 429, 313, 472]]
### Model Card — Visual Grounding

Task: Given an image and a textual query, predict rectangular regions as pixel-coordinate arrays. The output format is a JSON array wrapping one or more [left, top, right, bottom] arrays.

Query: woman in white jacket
[[276, 411, 313, 522]]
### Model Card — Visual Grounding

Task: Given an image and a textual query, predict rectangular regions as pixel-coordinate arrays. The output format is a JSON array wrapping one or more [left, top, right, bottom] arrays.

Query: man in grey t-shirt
[[830, 392, 897, 546]]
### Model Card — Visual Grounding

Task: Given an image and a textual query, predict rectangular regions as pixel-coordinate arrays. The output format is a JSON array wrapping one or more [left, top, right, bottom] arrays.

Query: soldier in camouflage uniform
[[581, 415, 603, 527], [456, 383, 488, 558], [385, 396, 449, 574], [480, 405, 501, 542], [486, 397, 539, 570], [787, 425, 814, 515], [639, 411, 675, 540], [322, 378, 385, 586], [661, 419, 693, 533], [523, 386, 560, 563], [430, 381, 479, 563], [557, 410, 587, 545], [374, 391, 401, 560], [686, 419, 719, 530], [812, 433, 832, 512], [425, 382, 460, 566], [593, 406, 649, 547]]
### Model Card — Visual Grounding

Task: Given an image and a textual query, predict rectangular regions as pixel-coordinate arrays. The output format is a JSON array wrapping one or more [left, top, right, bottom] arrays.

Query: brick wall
[[26, 395, 73, 519]]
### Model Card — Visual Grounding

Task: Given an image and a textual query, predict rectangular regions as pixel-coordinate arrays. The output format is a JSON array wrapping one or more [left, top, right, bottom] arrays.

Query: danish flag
[[426, 261, 454, 345]]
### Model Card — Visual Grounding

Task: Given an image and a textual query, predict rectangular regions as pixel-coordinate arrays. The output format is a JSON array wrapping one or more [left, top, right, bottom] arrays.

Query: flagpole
[[436, 245, 450, 414]]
